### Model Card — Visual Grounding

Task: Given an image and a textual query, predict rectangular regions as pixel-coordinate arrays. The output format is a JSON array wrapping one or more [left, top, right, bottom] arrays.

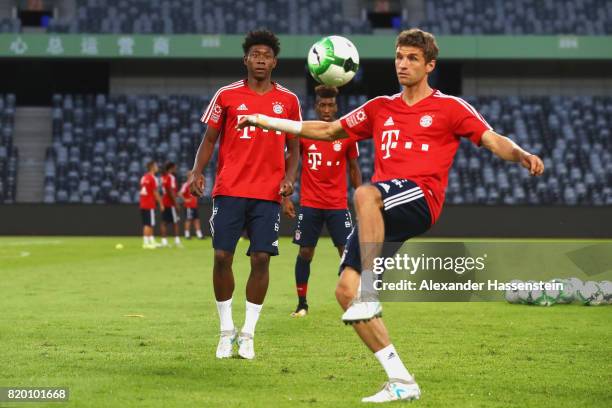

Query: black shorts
[[210, 195, 281, 256], [185, 207, 199, 220], [141, 208, 156, 227], [340, 179, 432, 274], [162, 207, 180, 224], [293, 206, 353, 248]]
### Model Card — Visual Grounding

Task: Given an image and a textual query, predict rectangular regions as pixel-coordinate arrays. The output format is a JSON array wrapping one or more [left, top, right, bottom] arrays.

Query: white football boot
[[237, 332, 255, 360], [341, 300, 382, 324], [361, 378, 421, 403], [215, 329, 236, 359]]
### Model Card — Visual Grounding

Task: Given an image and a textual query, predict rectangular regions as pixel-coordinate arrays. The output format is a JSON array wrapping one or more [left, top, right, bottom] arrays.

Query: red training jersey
[[201, 79, 302, 203], [299, 139, 359, 209], [340, 89, 492, 224], [180, 181, 198, 209], [161, 173, 178, 207], [139, 173, 158, 209]]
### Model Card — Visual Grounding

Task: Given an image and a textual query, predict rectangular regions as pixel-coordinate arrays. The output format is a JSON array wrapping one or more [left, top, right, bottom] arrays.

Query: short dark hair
[[164, 161, 176, 172], [146, 160, 156, 171], [395, 28, 439, 62], [242, 29, 280, 56], [315, 85, 339, 99]]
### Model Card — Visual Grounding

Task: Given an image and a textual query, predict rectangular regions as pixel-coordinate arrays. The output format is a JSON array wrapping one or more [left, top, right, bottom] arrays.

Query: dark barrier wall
[[0, 204, 610, 238]]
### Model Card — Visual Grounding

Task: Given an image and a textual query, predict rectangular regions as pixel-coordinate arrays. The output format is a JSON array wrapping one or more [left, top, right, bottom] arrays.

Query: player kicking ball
[[284, 85, 361, 317], [239, 29, 544, 402], [189, 30, 301, 360]]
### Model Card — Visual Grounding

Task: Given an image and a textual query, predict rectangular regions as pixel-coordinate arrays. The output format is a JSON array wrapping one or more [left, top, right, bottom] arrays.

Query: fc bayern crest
[[420, 115, 433, 127], [333, 141, 342, 151], [272, 102, 284, 114]]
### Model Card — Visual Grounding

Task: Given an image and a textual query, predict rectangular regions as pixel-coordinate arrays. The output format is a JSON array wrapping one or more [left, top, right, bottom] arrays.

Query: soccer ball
[[551, 278, 574, 304], [531, 286, 557, 307], [307, 35, 360, 87], [566, 277, 583, 299], [517, 280, 536, 304], [598, 280, 612, 305], [504, 279, 522, 304], [576, 281, 605, 306]]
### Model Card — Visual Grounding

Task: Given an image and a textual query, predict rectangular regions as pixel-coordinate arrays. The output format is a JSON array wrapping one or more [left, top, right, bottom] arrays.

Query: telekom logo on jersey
[[381, 129, 430, 159], [237, 115, 281, 139]]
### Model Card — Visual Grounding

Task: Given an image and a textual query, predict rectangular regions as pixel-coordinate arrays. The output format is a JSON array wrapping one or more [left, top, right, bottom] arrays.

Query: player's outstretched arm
[[189, 126, 220, 196], [237, 114, 349, 141], [481, 130, 544, 176]]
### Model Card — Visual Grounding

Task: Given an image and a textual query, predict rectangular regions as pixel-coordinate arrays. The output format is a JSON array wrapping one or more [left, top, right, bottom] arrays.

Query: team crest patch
[[295, 230, 301, 240], [419, 115, 433, 127], [211, 104, 222, 122], [332, 140, 342, 151], [272, 102, 284, 114], [345, 109, 367, 128]]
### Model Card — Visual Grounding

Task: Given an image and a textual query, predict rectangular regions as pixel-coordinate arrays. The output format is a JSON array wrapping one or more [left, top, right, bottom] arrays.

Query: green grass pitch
[[1, 237, 610, 407]]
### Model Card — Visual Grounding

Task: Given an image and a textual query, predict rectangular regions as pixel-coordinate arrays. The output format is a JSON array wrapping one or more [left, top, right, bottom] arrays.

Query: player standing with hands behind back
[[284, 85, 361, 317], [189, 30, 301, 360], [239, 29, 544, 402]]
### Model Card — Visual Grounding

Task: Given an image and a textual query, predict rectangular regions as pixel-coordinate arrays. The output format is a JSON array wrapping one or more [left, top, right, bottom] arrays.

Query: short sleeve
[[200, 89, 227, 130], [449, 98, 492, 146], [339, 97, 381, 141], [346, 141, 359, 159]]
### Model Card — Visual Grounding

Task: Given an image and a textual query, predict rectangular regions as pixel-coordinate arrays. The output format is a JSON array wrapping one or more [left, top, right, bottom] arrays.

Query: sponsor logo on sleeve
[[345, 109, 367, 128]]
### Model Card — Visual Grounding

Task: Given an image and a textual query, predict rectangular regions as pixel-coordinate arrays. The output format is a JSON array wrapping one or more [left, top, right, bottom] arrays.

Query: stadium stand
[[0, 17, 20, 33], [414, 0, 612, 35], [0, 94, 18, 204], [44, 93, 611, 206], [47, 0, 372, 34]]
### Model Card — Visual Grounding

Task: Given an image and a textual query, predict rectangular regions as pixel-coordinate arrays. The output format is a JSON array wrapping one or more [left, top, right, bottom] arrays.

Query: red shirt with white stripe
[[180, 181, 198, 209], [201, 79, 302, 203], [339, 89, 492, 224], [299, 139, 359, 209], [139, 173, 158, 210], [161, 173, 178, 207]]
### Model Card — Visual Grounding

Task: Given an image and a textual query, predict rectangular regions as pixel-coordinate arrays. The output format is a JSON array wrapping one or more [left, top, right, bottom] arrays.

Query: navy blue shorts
[[340, 179, 432, 274], [185, 207, 199, 220], [162, 207, 180, 224], [141, 208, 156, 227], [293, 206, 353, 248], [210, 195, 281, 256]]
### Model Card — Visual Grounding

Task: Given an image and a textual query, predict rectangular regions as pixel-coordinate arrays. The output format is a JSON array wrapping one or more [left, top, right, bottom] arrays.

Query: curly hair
[[314, 85, 339, 99], [164, 161, 176, 172], [242, 29, 280, 56], [396, 28, 439, 62]]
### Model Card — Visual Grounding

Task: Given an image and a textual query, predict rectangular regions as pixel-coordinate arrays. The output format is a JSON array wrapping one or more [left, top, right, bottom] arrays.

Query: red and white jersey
[[180, 181, 198, 209], [201, 79, 302, 203], [161, 173, 178, 207], [340, 89, 492, 224], [139, 173, 158, 209], [299, 139, 359, 209]]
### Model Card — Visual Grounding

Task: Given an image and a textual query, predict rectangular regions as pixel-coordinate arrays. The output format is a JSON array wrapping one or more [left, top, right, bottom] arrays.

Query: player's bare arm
[[348, 157, 362, 188], [237, 115, 349, 141], [154, 190, 164, 211], [280, 137, 299, 197], [189, 126, 221, 196], [281, 196, 296, 218], [481, 130, 545, 176]]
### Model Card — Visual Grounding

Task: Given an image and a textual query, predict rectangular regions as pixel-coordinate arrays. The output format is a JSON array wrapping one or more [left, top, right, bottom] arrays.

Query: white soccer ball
[[598, 280, 612, 305], [576, 281, 605, 306], [307, 35, 360, 87], [517, 280, 537, 305], [504, 279, 522, 304], [551, 278, 574, 304], [566, 277, 583, 299], [531, 286, 557, 307]]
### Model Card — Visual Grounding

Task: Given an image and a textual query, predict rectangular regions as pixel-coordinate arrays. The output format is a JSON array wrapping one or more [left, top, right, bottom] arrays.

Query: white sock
[[241, 301, 263, 336], [185, 231, 190, 238], [196, 229, 203, 238], [145, 236, 153, 244], [161, 238, 168, 245], [175, 236, 181, 244], [374, 344, 413, 382], [216, 298, 234, 332]]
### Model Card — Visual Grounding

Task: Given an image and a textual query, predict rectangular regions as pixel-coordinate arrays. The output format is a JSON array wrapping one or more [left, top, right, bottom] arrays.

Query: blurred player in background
[[139, 160, 163, 249], [239, 28, 544, 403], [160, 161, 182, 247], [283, 85, 361, 317], [180, 170, 204, 240], [189, 30, 301, 360]]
